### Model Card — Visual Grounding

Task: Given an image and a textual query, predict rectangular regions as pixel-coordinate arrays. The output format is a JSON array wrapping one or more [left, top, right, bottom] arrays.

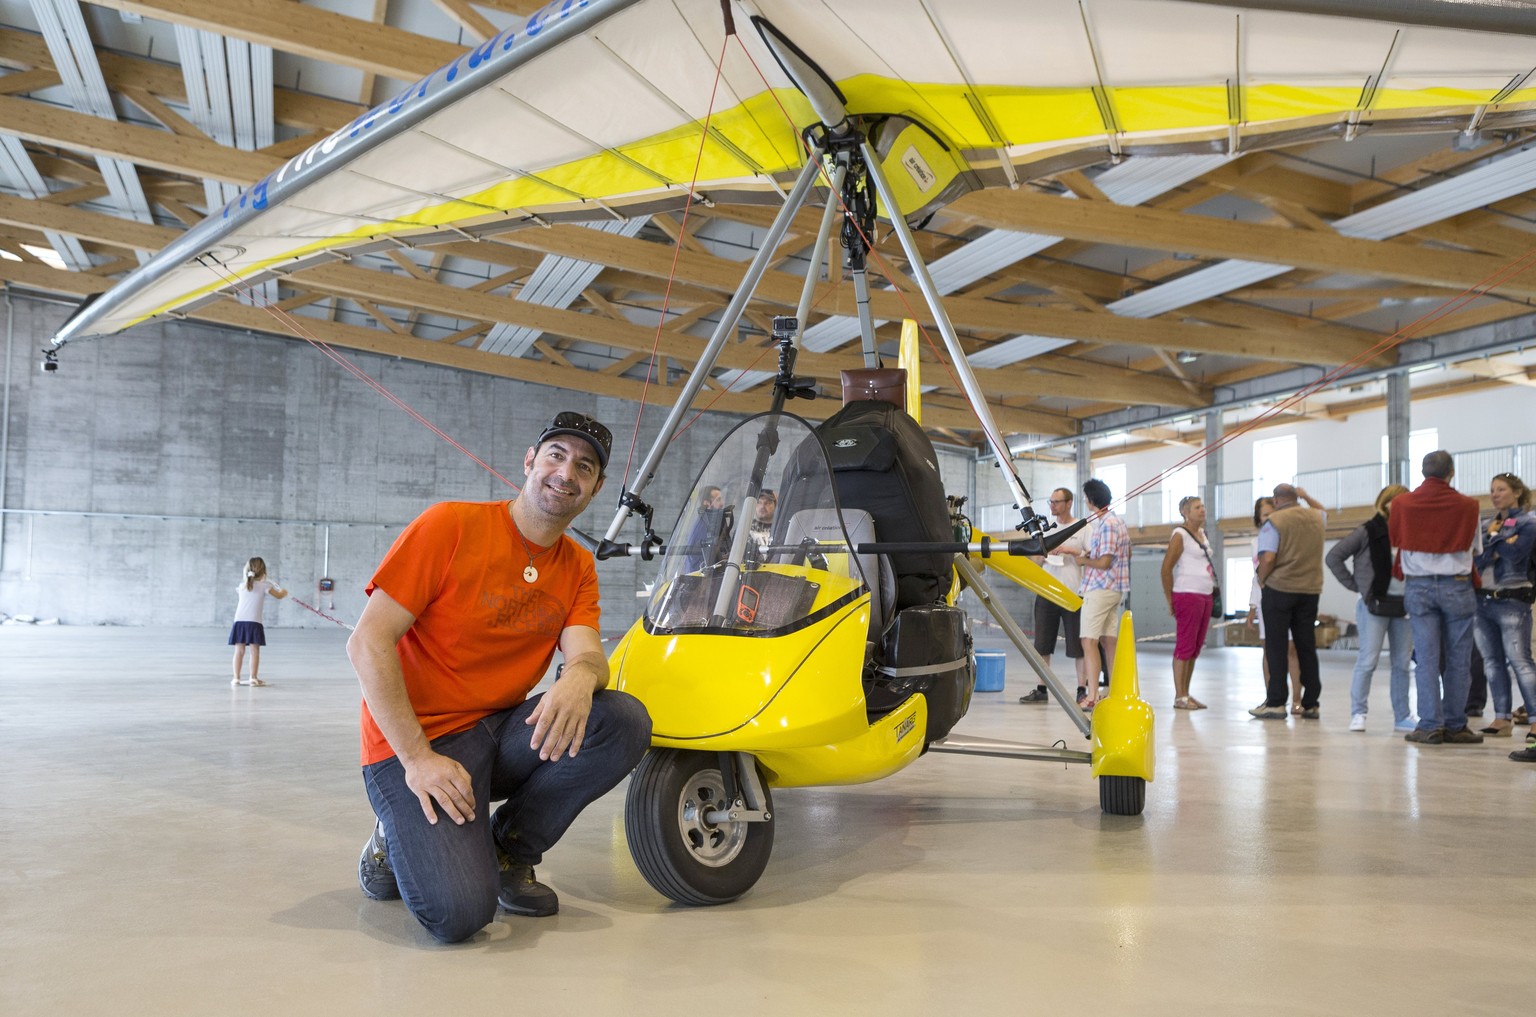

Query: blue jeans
[[1473, 595, 1536, 719], [363, 690, 651, 943], [1260, 587, 1320, 708], [1349, 597, 1413, 722], [1404, 575, 1477, 733]]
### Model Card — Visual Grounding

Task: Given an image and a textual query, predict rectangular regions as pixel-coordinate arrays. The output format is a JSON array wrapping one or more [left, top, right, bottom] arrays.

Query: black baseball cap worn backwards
[[538, 411, 612, 468]]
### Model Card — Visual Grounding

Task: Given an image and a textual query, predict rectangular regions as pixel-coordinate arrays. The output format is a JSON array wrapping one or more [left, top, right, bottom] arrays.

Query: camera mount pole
[[598, 152, 826, 557]]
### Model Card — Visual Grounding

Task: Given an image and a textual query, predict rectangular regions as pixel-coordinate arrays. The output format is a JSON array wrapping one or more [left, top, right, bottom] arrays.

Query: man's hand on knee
[[403, 750, 476, 825], [525, 678, 593, 761]]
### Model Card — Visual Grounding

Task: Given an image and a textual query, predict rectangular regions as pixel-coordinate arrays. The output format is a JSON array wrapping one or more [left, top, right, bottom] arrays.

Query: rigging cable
[[194, 256, 520, 492]]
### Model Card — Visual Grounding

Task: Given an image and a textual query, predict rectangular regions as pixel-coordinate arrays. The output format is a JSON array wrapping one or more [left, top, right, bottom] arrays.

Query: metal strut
[[598, 152, 826, 557]]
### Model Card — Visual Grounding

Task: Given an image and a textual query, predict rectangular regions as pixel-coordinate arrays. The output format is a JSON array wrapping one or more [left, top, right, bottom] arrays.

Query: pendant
[[523, 565, 538, 583]]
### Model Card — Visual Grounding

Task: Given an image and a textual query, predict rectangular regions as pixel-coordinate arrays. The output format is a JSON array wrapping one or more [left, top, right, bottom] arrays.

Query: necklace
[[516, 525, 555, 583]]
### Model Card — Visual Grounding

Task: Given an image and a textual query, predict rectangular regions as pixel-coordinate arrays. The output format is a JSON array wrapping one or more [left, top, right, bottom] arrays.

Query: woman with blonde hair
[[229, 557, 287, 686], [1326, 484, 1413, 731]]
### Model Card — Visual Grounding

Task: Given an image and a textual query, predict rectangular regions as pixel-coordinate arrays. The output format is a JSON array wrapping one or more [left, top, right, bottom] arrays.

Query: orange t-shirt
[[360, 500, 601, 766]]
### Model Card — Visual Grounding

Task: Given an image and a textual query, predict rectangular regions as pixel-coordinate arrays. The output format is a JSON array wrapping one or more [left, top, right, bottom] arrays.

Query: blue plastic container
[[973, 649, 1006, 692]]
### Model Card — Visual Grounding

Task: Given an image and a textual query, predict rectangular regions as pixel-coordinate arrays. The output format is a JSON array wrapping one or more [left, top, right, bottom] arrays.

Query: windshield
[[645, 412, 871, 636]]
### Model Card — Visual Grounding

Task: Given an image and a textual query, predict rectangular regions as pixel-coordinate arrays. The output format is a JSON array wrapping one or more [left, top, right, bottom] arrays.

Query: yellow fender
[[965, 537, 1083, 611], [1090, 611, 1156, 781], [898, 319, 922, 423]]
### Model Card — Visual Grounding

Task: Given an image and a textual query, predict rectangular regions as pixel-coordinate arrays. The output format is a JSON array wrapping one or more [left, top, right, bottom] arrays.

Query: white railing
[[978, 441, 1536, 531]]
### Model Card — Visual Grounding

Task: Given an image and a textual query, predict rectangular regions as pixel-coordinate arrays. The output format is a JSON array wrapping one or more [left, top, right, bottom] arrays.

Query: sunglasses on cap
[[537, 412, 612, 468]]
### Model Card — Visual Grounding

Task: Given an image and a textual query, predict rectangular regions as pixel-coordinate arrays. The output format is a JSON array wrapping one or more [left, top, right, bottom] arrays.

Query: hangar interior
[[1, 1, 1534, 1013]]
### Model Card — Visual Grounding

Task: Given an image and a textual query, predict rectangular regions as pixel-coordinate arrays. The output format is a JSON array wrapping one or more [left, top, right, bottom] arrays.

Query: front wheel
[[625, 748, 775, 906], [1099, 774, 1146, 816]]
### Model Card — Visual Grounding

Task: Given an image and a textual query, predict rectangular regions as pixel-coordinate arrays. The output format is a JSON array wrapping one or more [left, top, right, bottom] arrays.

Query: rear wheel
[[625, 748, 775, 906], [1099, 775, 1146, 816]]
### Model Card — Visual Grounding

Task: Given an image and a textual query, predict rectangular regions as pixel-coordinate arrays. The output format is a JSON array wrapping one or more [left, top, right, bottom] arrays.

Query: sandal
[[1173, 697, 1194, 710], [1079, 697, 1098, 712], [1291, 704, 1304, 716], [1480, 718, 1513, 737], [249, 678, 266, 687], [1187, 697, 1208, 710]]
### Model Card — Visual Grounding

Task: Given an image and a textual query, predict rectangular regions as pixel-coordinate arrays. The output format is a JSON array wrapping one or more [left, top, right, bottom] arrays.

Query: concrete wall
[[0, 297, 743, 632]]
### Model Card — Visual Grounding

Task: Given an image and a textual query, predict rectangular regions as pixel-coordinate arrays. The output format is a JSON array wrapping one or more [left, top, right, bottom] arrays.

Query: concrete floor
[[1, 625, 1531, 1017]]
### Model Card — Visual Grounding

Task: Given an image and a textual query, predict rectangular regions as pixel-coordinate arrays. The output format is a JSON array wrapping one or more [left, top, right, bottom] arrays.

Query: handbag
[[1181, 526, 1224, 617], [1364, 592, 1406, 617]]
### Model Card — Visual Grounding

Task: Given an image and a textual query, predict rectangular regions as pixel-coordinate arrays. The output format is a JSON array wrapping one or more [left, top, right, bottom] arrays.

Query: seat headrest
[[841, 368, 907, 409]]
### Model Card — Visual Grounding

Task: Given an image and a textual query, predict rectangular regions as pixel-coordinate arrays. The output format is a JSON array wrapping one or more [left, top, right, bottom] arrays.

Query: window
[[1253, 435, 1296, 504], [1226, 556, 1256, 612], [1382, 428, 1439, 476], [1096, 463, 1127, 506], [1161, 464, 1199, 525]]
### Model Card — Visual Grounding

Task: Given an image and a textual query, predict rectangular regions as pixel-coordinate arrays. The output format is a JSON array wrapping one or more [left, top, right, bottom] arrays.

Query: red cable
[[620, 30, 733, 491], [197, 260, 520, 491], [1117, 244, 1536, 507]]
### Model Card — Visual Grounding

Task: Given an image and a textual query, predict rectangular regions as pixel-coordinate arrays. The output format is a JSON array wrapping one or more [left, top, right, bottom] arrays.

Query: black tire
[[625, 748, 775, 906], [1099, 775, 1146, 816]]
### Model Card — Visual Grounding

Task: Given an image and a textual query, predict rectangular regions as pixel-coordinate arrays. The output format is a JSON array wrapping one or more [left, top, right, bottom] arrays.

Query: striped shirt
[[1081, 510, 1131, 594]]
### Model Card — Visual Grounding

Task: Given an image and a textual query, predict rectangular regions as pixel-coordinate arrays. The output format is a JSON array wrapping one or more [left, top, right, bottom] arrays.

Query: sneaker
[[1442, 726, 1484, 744], [1018, 688, 1049, 704], [496, 846, 558, 917], [1348, 714, 1366, 732], [1393, 718, 1418, 733], [1509, 746, 1536, 762], [1404, 727, 1444, 745], [358, 820, 401, 901], [1248, 703, 1288, 719], [1300, 706, 1320, 720]]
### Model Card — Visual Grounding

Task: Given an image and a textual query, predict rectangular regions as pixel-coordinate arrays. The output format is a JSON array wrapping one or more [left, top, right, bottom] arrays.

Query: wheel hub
[[676, 769, 748, 868]]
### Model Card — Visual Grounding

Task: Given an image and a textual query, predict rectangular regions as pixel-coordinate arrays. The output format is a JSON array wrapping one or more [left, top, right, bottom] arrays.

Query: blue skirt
[[228, 621, 266, 646]]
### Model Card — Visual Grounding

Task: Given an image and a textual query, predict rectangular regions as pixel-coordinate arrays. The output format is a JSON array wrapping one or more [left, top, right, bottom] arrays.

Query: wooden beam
[[87, 0, 463, 83], [0, 94, 280, 185], [949, 188, 1536, 301], [495, 220, 1374, 366], [431, 0, 500, 41], [0, 28, 362, 134], [0, 67, 60, 96], [118, 86, 209, 141]]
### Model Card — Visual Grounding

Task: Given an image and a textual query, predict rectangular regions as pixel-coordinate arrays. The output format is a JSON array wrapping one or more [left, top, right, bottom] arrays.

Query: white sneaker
[[1348, 714, 1367, 732]]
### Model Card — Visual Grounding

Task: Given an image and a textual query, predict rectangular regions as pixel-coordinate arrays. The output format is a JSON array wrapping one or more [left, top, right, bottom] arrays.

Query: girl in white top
[[229, 557, 287, 686]]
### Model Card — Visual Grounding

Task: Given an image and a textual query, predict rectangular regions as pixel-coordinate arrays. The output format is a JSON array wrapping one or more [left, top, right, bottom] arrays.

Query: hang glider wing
[[54, 0, 1536, 343]]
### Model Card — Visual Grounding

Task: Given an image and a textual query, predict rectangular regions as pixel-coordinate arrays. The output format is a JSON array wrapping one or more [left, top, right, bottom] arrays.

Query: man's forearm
[[349, 637, 432, 764], [561, 651, 610, 695]]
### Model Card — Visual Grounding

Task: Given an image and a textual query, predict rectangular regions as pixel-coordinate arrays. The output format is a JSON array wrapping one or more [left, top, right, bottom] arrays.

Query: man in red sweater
[[1388, 450, 1485, 745]]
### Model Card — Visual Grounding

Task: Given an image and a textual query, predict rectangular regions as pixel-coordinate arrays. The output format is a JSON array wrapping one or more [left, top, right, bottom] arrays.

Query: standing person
[[747, 489, 776, 555], [1245, 497, 1304, 713], [1162, 496, 1217, 710], [349, 412, 652, 944], [1471, 472, 1536, 737], [1250, 484, 1326, 719], [1073, 478, 1130, 711], [1389, 450, 1484, 745], [229, 557, 287, 687], [1020, 488, 1088, 704], [1326, 484, 1415, 733]]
